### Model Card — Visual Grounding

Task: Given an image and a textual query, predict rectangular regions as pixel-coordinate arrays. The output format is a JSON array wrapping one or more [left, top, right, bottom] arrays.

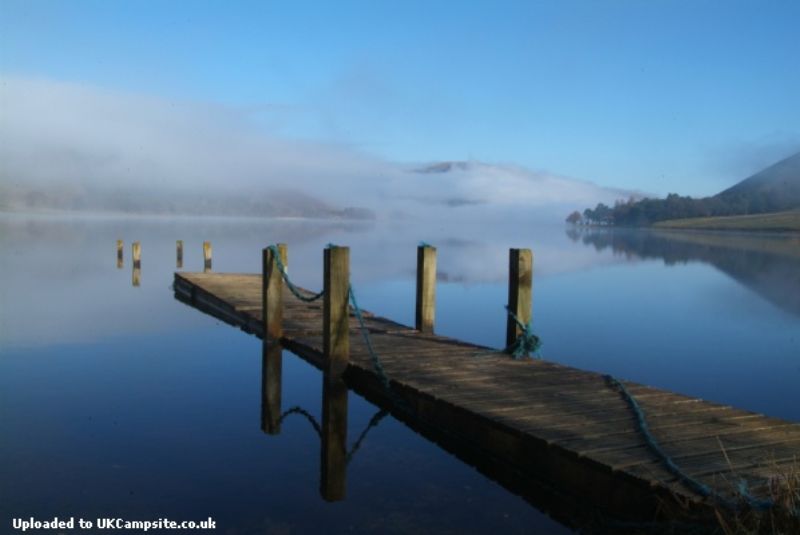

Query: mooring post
[[261, 340, 283, 435], [203, 241, 212, 272], [262, 243, 288, 340], [415, 244, 437, 333], [116, 239, 124, 268], [176, 240, 183, 269], [320, 245, 349, 501], [506, 248, 533, 349], [132, 241, 141, 269], [323, 246, 350, 365]]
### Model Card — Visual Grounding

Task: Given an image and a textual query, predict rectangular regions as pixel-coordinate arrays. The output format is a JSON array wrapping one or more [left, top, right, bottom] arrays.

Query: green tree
[[565, 211, 583, 224]]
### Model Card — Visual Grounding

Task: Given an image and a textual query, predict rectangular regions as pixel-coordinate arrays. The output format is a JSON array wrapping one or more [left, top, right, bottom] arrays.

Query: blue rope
[[504, 306, 542, 359], [604, 375, 783, 513], [347, 282, 417, 416], [266, 245, 325, 302], [348, 284, 391, 391]]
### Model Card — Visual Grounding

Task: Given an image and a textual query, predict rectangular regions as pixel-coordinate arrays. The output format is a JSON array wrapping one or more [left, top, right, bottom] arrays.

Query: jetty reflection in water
[[261, 340, 354, 503], [567, 227, 800, 317], [261, 340, 387, 504], [258, 340, 627, 532]]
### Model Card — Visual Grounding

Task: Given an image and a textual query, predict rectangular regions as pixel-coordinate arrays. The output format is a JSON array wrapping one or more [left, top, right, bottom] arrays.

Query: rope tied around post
[[504, 305, 542, 359], [266, 244, 325, 302]]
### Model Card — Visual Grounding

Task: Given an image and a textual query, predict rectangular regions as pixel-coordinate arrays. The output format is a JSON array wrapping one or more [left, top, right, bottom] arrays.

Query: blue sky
[[2, 0, 799, 197]]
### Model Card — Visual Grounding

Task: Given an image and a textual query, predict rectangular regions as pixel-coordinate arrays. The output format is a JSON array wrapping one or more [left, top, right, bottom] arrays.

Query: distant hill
[[408, 160, 634, 210], [415, 161, 473, 174], [576, 151, 800, 227], [714, 151, 800, 212]]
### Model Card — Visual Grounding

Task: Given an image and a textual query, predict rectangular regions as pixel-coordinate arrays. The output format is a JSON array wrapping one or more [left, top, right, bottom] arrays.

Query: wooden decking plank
[[597, 435, 800, 474], [567, 421, 797, 457], [569, 417, 799, 451]]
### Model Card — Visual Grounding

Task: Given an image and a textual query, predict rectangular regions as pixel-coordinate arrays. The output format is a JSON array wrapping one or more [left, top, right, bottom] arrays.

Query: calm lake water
[[2, 213, 799, 534]]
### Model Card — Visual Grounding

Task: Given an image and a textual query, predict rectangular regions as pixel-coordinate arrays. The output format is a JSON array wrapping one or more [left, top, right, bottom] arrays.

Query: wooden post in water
[[261, 340, 283, 435], [415, 244, 437, 333], [262, 243, 287, 340], [320, 245, 349, 501], [323, 246, 350, 365], [116, 240, 124, 268], [203, 241, 212, 272], [132, 241, 141, 269], [176, 240, 183, 269], [506, 248, 533, 349]]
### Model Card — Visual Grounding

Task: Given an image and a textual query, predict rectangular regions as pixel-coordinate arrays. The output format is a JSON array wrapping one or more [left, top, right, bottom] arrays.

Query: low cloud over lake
[[1, 76, 631, 221]]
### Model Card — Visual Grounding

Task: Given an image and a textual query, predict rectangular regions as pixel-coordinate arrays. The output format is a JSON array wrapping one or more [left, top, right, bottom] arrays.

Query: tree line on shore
[[566, 191, 788, 227]]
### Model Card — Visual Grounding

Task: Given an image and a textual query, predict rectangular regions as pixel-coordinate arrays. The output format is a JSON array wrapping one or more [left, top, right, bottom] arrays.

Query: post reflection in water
[[116, 239, 124, 268], [261, 341, 282, 435], [132, 266, 141, 287], [260, 340, 350, 502], [320, 358, 349, 502]]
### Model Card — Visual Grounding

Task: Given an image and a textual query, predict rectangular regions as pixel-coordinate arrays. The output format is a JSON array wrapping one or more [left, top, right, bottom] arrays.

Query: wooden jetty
[[173, 244, 800, 526]]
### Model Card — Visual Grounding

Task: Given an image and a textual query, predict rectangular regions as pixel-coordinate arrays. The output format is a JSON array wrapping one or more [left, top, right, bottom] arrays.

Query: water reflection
[[261, 340, 349, 502], [132, 265, 141, 287], [320, 354, 349, 502], [258, 340, 627, 532], [116, 239, 123, 268], [568, 227, 800, 317], [261, 341, 282, 435], [203, 241, 212, 273], [176, 240, 183, 269]]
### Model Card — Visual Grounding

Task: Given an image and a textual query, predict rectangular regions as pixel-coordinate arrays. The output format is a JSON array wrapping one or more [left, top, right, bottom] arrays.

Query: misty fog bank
[[0, 76, 630, 222]]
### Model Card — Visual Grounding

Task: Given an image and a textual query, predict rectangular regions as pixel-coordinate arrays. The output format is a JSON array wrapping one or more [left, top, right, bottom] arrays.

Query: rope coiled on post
[[266, 244, 325, 302], [504, 306, 542, 359]]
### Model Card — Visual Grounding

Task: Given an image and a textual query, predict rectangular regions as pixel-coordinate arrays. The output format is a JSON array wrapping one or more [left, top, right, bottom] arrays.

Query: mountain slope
[[578, 150, 800, 226], [714, 151, 800, 211]]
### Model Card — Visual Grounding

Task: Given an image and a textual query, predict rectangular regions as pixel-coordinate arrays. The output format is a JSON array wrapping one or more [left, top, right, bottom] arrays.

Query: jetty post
[[262, 243, 287, 340], [415, 244, 437, 333], [506, 248, 533, 348], [203, 241, 212, 272], [132, 241, 141, 269], [116, 240, 124, 268], [176, 240, 183, 269], [320, 245, 350, 501]]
